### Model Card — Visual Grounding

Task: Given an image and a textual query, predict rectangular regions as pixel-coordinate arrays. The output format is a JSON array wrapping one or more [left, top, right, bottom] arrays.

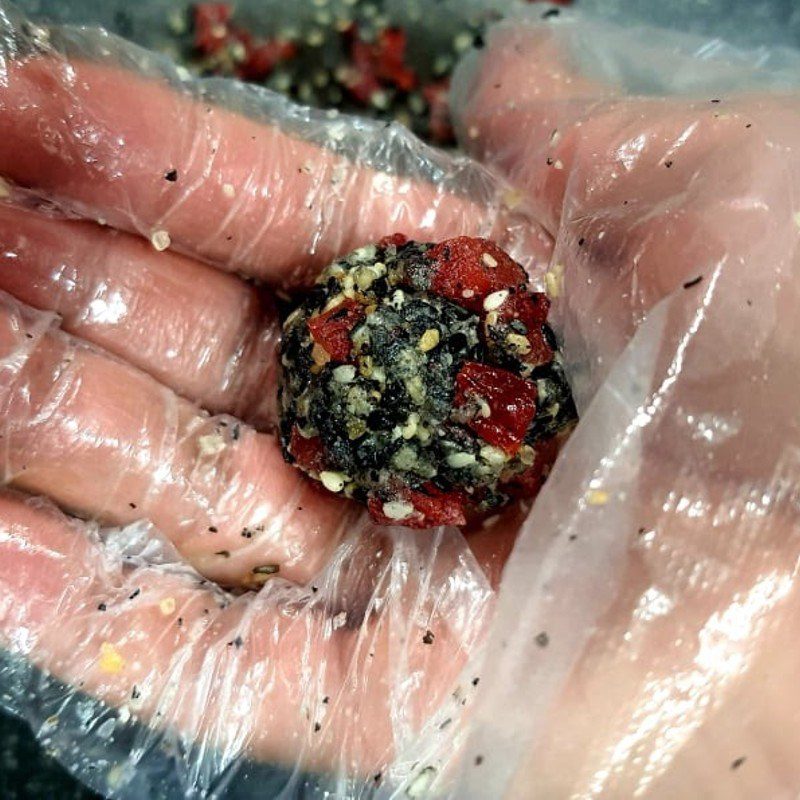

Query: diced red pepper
[[422, 79, 455, 145], [343, 25, 418, 105], [237, 36, 297, 82], [378, 232, 409, 248], [373, 27, 417, 92], [454, 362, 537, 454], [368, 485, 467, 528], [347, 36, 383, 103], [193, 3, 232, 55], [493, 291, 554, 367], [427, 237, 528, 313], [289, 425, 326, 473], [307, 298, 365, 362], [501, 435, 562, 499]]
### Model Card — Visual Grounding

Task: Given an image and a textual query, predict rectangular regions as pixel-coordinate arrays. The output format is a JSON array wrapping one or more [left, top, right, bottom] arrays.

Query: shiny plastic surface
[[450, 9, 800, 800], [0, 1, 799, 799]]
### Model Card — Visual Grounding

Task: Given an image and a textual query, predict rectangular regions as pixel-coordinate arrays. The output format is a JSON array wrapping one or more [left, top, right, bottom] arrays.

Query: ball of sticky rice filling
[[279, 234, 577, 529]]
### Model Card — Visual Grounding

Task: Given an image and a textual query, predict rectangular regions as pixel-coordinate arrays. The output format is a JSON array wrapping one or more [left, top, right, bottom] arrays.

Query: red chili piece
[[378, 232, 409, 248], [368, 486, 467, 528], [237, 37, 298, 82], [422, 79, 455, 145], [289, 425, 326, 473], [427, 237, 528, 313], [494, 291, 554, 367], [454, 362, 537, 454], [345, 26, 418, 104], [193, 3, 232, 55], [193, 3, 296, 81], [307, 298, 365, 362]]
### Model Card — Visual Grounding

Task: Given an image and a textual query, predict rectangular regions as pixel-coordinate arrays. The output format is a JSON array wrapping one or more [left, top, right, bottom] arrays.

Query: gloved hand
[[1, 3, 800, 799], [447, 12, 800, 799], [0, 4, 541, 796]]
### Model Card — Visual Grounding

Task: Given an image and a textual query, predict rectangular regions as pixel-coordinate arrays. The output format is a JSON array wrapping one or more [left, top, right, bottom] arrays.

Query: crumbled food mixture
[[185, 1, 575, 146], [279, 235, 577, 528]]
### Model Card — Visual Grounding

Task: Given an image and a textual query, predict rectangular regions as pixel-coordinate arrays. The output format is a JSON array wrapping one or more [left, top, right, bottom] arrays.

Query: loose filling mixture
[[279, 235, 577, 528]]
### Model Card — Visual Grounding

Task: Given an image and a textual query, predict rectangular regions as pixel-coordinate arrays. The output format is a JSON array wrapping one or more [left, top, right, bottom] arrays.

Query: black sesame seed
[[535, 631, 549, 647], [164, 168, 178, 182], [683, 276, 703, 289]]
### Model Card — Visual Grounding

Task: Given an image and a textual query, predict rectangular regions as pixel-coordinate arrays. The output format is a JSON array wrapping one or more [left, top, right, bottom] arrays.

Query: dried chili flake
[[455, 362, 537, 454], [307, 298, 365, 361], [422, 79, 455, 145], [428, 237, 527, 313], [193, 3, 232, 55]]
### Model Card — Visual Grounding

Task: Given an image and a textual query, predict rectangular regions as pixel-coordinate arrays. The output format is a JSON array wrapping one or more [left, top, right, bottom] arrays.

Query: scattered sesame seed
[[159, 597, 176, 616], [586, 489, 610, 505], [222, 183, 236, 198], [482, 252, 498, 268], [99, 642, 125, 674], [150, 229, 171, 251]]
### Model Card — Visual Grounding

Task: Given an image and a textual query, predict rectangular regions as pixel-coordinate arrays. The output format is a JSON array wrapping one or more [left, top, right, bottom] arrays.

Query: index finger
[[0, 45, 548, 285]]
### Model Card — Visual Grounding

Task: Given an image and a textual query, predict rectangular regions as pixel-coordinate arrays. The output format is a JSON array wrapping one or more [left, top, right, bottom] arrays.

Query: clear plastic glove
[[0, 2, 546, 796], [448, 10, 800, 800], [1, 3, 799, 800]]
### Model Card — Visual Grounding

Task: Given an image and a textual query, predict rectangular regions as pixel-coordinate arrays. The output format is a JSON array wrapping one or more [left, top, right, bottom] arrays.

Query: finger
[[0, 54, 549, 285], [0, 202, 279, 427], [0, 491, 483, 779], [0, 292, 357, 586], [453, 18, 800, 401], [452, 18, 618, 234]]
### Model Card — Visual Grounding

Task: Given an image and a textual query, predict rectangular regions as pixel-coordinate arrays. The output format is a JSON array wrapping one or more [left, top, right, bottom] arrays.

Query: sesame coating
[[279, 235, 577, 528]]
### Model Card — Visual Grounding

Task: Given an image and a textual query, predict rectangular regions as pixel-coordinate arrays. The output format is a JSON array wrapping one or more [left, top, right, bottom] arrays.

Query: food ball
[[279, 234, 577, 528]]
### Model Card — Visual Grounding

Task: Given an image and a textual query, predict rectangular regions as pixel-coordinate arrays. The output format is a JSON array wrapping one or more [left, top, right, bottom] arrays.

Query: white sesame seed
[[480, 445, 507, 465], [150, 229, 171, 251], [453, 32, 473, 52], [462, 288, 475, 299], [553, 159, 564, 170], [320, 471, 348, 493], [333, 365, 356, 383], [483, 290, 509, 311], [586, 489, 610, 505], [198, 433, 226, 456], [407, 766, 437, 798], [447, 452, 476, 468], [482, 252, 498, 268], [222, 183, 236, 198], [382, 500, 415, 520], [418, 328, 440, 352], [159, 597, 176, 615], [0, 176, 9, 199]]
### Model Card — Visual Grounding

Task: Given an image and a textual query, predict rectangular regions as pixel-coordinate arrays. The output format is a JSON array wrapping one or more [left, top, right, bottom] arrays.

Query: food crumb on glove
[[279, 235, 577, 528]]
